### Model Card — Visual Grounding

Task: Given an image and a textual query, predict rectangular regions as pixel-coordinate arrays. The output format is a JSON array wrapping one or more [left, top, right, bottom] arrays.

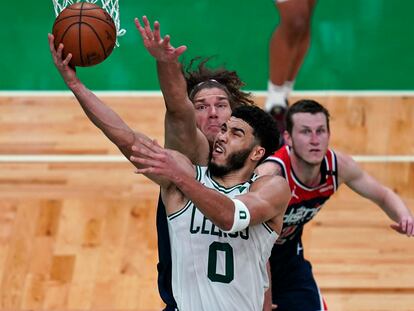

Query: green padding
[[1, 0, 413, 90]]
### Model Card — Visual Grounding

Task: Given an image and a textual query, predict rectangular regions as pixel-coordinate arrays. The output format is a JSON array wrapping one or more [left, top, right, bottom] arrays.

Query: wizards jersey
[[265, 145, 338, 261]]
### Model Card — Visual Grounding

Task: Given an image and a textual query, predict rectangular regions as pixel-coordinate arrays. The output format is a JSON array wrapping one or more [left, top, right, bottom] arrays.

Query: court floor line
[[0, 155, 413, 163]]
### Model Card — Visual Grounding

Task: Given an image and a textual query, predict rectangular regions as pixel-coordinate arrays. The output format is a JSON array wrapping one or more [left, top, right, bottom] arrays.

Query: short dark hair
[[231, 105, 280, 163], [183, 57, 254, 109], [286, 99, 330, 134]]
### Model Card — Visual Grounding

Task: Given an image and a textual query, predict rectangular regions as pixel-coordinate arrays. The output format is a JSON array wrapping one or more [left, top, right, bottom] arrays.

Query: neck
[[211, 165, 254, 188], [290, 151, 322, 187]]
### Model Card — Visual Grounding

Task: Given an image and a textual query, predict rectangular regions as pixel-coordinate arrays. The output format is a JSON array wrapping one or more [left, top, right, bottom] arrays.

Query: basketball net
[[51, 0, 126, 46]]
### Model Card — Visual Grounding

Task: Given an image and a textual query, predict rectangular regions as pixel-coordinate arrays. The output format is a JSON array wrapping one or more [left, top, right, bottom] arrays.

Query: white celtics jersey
[[167, 166, 278, 311]]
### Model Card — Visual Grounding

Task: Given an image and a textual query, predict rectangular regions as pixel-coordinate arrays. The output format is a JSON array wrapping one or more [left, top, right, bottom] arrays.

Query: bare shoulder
[[336, 151, 361, 184], [255, 161, 283, 176], [252, 175, 290, 234], [336, 151, 354, 167], [251, 174, 290, 201]]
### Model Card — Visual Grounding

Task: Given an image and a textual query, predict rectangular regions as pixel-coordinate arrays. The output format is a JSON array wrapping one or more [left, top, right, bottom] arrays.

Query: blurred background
[[1, 0, 414, 91], [0, 0, 413, 310]]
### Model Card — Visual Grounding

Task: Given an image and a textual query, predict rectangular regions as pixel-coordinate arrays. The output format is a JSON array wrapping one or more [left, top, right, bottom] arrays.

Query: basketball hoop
[[51, 0, 126, 46]]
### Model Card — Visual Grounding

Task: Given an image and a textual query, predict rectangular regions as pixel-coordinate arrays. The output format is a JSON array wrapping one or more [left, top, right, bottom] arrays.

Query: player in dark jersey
[[257, 99, 414, 311]]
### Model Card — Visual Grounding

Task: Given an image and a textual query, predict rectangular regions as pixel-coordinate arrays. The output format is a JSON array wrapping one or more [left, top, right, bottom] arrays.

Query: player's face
[[286, 112, 330, 165], [209, 117, 256, 176], [193, 88, 232, 145]]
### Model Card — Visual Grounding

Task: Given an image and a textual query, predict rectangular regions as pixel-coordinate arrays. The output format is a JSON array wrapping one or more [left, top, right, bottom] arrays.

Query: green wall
[[1, 0, 413, 90]]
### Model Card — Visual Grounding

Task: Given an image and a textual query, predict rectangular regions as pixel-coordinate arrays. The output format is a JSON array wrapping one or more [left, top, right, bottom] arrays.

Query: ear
[[250, 145, 266, 162], [283, 130, 292, 147]]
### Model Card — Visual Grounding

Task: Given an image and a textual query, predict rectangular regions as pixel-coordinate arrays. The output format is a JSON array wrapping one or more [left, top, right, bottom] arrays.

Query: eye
[[196, 105, 206, 110], [233, 130, 243, 137]]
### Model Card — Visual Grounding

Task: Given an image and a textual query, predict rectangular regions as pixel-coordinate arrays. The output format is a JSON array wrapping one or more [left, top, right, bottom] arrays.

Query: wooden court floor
[[0, 94, 413, 310]]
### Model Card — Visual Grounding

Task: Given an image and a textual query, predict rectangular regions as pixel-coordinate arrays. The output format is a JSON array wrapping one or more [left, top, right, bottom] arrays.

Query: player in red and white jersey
[[257, 99, 414, 311], [268, 144, 337, 209]]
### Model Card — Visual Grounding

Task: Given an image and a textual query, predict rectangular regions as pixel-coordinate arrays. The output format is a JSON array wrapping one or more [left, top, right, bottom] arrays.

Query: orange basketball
[[52, 2, 117, 67]]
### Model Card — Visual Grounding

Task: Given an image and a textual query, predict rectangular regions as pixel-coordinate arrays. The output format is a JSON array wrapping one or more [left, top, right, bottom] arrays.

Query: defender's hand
[[134, 16, 187, 62]]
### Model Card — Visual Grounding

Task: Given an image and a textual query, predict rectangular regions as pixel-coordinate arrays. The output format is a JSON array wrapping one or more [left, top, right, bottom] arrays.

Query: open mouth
[[213, 143, 225, 155]]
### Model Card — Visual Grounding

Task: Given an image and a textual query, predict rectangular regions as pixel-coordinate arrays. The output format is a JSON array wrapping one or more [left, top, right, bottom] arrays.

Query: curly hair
[[231, 105, 281, 163], [182, 57, 254, 109]]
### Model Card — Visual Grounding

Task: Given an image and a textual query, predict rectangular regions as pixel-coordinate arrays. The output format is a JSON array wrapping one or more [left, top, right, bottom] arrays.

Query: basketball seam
[[58, 22, 80, 52], [53, 2, 116, 67], [82, 22, 109, 61], [79, 2, 84, 66], [54, 15, 116, 32], [65, 7, 102, 10]]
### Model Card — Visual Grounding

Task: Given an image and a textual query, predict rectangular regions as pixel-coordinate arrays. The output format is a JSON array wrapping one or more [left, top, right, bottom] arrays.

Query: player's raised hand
[[390, 215, 414, 237], [134, 16, 187, 62], [48, 33, 78, 87]]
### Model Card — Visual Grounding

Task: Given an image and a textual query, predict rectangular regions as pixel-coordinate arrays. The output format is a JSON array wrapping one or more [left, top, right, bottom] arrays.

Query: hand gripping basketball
[[52, 2, 116, 67]]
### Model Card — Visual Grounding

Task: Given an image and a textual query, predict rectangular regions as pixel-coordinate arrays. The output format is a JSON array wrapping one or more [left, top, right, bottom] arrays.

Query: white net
[[52, 0, 126, 46]]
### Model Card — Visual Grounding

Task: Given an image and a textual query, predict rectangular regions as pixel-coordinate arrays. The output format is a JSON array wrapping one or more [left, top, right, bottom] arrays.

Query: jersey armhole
[[331, 150, 339, 191], [264, 158, 286, 178], [167, 165, 204, 221], [168, 200, 192, 221]]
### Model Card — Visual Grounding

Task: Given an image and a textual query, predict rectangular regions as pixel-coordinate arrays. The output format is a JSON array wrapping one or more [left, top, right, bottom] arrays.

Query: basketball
[[52, 2, 117, 67]]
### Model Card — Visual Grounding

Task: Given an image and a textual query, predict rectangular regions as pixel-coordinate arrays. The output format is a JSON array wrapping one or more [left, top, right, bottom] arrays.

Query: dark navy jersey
[[156, 194, 177, 310], [265, 145, 338, 266]]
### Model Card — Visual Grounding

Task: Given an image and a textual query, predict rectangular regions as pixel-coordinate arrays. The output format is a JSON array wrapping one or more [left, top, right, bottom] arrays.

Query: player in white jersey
[[130, 105, 290, 310], [168, 167, 276, 310]]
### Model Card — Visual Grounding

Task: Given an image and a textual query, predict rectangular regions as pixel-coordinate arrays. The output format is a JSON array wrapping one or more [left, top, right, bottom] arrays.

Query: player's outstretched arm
[[48, 33, 146, 162], [131, 141, 290, 231], [131, 141, 238, 228], [337, 152, 414, 237], [130, 138, 199, 214], [135, 16, 187, 63], [130, 137, 238, 225], [135, 17, 209, 164]]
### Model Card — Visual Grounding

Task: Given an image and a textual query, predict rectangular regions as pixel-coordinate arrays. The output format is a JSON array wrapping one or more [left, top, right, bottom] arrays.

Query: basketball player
[[256, 99, 414, 310], [134, 16, 267, 310], [129, 105, 290, 310], [265, 0, 317, 135], [49, 26, 290, 310], [50, 38, 293, 306]]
